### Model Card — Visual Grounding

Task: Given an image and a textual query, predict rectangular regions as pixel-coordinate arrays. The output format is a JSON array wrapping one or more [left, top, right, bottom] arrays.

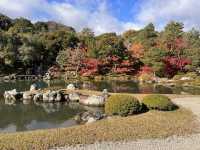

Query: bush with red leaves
[[112, 60, 135, 74], [163, 56, 191, 77], [79, 58, 100, 77]]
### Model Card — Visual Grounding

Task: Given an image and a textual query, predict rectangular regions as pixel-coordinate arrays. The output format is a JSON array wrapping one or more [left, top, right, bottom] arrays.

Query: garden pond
[[0, 79, 200, 133]]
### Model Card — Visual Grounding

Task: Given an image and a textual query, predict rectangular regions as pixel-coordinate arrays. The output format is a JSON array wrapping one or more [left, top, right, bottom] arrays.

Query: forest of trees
[[0, 13, 200, 78]]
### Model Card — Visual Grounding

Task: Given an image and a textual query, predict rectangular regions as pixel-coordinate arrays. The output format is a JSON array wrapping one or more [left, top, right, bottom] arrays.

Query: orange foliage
[[129, 43, 144, 58]]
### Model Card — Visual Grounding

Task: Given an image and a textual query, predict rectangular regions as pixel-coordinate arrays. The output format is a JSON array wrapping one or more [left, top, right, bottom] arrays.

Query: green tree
[[8, 18, 33, 33], [132, 23, 158, 49], [0, 14, 12, 30], [185, 28, 200, 49], [56, 46, 85, 76], [161, 21, 184, 51], [95, 33, 126, 58], [78, 28, 97, 58], [79, 28, 94, 37], [142, 48, 167, 77]]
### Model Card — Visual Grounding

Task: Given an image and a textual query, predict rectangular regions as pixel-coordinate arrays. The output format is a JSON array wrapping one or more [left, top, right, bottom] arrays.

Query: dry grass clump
[[0, 108, 198, 150]]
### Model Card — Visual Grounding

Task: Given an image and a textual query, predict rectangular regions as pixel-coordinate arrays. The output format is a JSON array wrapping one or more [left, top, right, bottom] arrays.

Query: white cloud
[[136, 0, 200, 30], [0, 0, 199, 34], [0, 0, 141, 35], [49, 2, 89, 30]]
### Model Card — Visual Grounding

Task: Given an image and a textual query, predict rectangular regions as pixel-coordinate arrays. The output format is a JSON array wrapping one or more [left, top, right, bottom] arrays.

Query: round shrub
[[142, 95, 178, 111], [105, 95, 141, 116]]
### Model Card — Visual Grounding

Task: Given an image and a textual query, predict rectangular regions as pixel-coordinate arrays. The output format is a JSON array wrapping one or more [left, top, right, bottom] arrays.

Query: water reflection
[[0, 101, 85, 133], [0, 79, 200, 95]]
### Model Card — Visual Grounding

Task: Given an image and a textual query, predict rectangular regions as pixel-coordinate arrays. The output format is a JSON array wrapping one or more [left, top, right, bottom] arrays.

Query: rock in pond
[[33, 93, 43, 102], [4, 89, 22, 101], [67, 84, 75, 90], [75, 111, 105, 124], [68, 93, 80, 102], [5, 98, 16, 105], [23, 92, 33, 100], [43, 91, 50, 102], [55, 91, 63, 102], [48, 91, 57, 102], [42, 90, 65, 103]]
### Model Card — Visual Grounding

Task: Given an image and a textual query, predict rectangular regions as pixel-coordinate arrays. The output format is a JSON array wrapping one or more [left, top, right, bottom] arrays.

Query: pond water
[[1, 79, 200, 95], [0, 101, 84, 133], [0, 79, 200, 133]]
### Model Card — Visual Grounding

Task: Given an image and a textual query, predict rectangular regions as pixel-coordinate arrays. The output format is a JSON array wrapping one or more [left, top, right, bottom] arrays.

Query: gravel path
[[52, 97, 200, 150]]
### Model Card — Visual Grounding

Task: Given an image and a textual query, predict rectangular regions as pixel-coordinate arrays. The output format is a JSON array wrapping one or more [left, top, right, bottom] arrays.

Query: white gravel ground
[[51, 97, 200, 150]]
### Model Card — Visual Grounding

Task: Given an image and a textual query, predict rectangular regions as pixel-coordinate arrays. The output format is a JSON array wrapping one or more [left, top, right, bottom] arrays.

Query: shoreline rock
[[3, 85, 109, 108], [4, 89, 23, 102]]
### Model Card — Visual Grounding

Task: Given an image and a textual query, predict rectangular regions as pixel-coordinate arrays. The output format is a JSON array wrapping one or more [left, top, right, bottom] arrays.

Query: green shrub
[[105, 95, 141, 116], [142, 95, 178, 111]]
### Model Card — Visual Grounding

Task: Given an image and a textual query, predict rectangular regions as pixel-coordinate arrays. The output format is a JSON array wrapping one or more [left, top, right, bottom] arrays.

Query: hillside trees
[[0, 13, 199, 78], [0, 32, 21, 72], [9, 18, 34, 33], [0, 14, 12, 31], [95, 33, 126, 59]]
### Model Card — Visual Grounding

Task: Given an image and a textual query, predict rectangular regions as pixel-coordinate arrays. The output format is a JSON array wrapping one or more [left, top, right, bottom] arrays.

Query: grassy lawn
[[0, 108, 198, 150]]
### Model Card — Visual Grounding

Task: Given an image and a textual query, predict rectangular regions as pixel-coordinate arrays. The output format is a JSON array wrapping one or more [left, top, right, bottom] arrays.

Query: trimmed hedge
[[142, 95, 178, 111], [105, 95, 141, 116]]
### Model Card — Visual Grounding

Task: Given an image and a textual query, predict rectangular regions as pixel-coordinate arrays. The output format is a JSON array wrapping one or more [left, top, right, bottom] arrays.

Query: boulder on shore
[[80, 95, 105, 106]]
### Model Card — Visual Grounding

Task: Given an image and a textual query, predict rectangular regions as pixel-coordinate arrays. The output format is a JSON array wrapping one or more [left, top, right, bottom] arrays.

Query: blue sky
[[0, 0, 199, 34]]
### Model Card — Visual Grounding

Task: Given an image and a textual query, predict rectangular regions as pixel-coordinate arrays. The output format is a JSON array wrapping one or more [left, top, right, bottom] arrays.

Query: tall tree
[[161, 21, 184, 52]]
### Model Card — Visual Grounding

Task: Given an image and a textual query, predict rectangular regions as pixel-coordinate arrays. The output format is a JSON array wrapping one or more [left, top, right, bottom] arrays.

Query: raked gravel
[[51, 97, 200, 150]]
